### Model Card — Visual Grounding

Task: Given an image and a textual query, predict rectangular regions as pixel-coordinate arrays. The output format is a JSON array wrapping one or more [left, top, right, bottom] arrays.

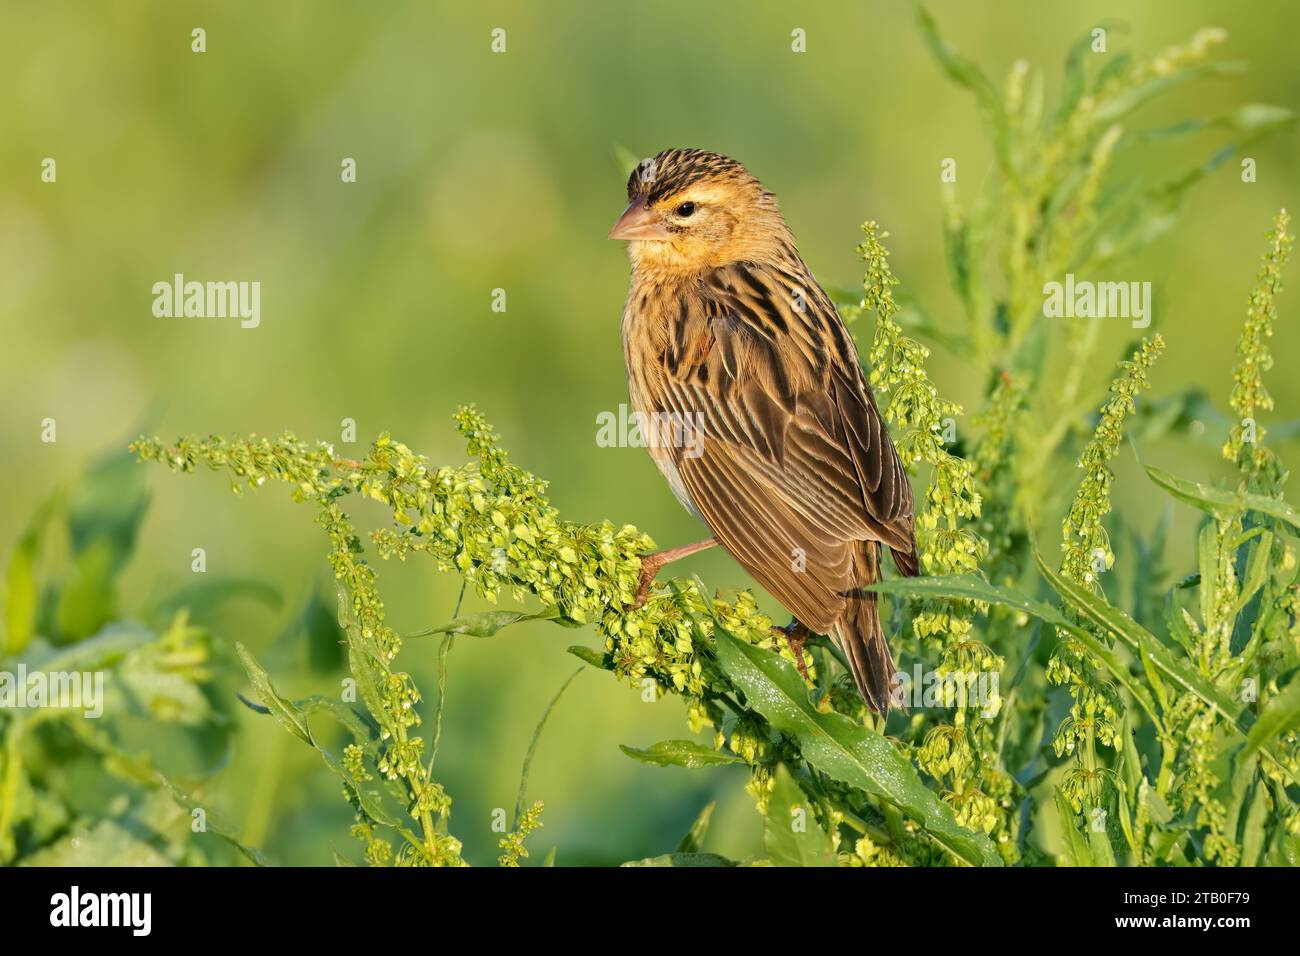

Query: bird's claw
[[773, 620, 811, 681], [630, 555, 664, 610]]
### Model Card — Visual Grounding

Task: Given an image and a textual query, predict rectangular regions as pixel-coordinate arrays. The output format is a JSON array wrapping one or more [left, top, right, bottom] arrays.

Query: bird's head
[[608, 149, 793, 275]]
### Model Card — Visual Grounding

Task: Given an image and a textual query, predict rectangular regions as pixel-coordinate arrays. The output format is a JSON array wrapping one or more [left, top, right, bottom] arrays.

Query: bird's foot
[[630, 554, 665, 610], [627, 538, 719, 610], [773, 619, 811, 681]]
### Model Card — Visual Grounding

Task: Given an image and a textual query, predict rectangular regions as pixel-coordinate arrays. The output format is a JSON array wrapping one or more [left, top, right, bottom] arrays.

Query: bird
[[608, 148, 919, 714]]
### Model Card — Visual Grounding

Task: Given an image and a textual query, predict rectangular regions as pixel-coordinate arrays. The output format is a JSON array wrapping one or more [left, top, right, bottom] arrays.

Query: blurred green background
[[1, 0, 1296, 865]]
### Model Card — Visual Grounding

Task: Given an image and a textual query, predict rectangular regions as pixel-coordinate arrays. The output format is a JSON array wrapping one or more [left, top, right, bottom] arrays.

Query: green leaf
[[237, 644, 401, 830], [713, 629, 1001, 867], [1090, 60, 1246, 127], [315, 744, 405, 830], [297, 695, 376, 747], [1143, 788, 1175, 827], [1243, 678, 1300, 760], [1088, 818, 1117, 867], [866, 573, 1057, 621], [676, 801, 716, 854], [0, 725, 25, 863], [764, 765, 835, 867], [566, 644, 612, 670], [619, 740, 743, 769], [1031, 556, 1300, 786], [1054, 790, 1093, 866], [1, 535, 39, 656], [621, 852, 737, 867], [866, 573, 1164, 728], [1055, 26, 1123, 127], [53, 539, 120, 642], [235, 642, 313, 746], [336, 587, 388, 724], [66, 451, 150, 562], [1035, 556, 1241, 724], [52, 452, 150, 641], [1, 495, 58, 657], [1146, 465, 1300, 532], [1240, 782, 1270, 867], [409, 607, 564, 638]]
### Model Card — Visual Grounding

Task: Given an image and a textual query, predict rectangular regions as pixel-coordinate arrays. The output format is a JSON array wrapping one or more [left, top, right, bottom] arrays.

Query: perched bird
[[608, 148, 918, 713]]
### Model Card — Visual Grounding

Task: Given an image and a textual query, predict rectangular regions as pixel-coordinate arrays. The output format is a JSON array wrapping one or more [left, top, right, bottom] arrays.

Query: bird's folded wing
[[655, 292, 914, 544], [676, 435, 853, 634], [644, 287, 915, 624]]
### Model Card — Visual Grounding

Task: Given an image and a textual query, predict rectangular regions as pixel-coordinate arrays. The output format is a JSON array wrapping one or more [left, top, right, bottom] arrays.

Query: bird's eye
[[675, 202, 697, 218]]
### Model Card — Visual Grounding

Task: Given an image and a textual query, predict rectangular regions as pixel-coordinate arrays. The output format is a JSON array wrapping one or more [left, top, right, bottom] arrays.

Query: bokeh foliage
[[3, 3, 1299, 865]]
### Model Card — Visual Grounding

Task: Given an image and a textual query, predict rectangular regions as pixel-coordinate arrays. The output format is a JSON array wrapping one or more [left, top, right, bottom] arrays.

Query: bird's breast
[[621, 279, 706, 522]]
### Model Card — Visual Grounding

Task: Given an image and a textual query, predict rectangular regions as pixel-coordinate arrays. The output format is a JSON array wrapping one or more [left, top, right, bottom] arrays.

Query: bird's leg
[[632, 537, 718, 608], [772, 618, 812, 680]]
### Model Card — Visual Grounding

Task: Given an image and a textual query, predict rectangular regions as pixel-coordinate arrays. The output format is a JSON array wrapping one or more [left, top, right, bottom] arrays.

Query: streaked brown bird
[[608, 148, 918, 713]]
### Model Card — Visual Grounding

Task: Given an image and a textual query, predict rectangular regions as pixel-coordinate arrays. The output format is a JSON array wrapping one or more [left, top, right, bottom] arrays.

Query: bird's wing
[[643, 261, 916, 631]]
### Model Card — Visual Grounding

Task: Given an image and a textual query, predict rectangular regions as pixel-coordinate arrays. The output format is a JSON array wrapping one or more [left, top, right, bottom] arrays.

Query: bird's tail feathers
[[833, 542, 899, 715]]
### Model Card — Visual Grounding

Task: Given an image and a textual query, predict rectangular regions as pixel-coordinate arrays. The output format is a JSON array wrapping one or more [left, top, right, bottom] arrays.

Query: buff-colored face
[[608, 151, 788, 274]]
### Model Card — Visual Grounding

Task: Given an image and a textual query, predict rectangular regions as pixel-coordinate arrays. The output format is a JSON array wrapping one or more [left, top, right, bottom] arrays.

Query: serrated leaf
[[619, 740, 743, 768], [1146, 465, 1300, 532], [713, 628, 1001, 867]]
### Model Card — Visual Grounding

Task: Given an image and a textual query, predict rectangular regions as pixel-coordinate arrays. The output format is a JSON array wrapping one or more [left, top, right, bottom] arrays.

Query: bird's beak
[[607, 199, 670, 241]]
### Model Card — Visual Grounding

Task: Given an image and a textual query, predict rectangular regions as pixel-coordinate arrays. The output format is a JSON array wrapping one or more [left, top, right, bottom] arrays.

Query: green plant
[[0, 454, 267, 865], [17, 11, 1295, 867], [126, 197, 1297, 866]]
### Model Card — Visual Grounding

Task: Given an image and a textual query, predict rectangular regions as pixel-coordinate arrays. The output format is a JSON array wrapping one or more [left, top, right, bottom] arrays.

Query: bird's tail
[[832, 541, 899, 715]]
